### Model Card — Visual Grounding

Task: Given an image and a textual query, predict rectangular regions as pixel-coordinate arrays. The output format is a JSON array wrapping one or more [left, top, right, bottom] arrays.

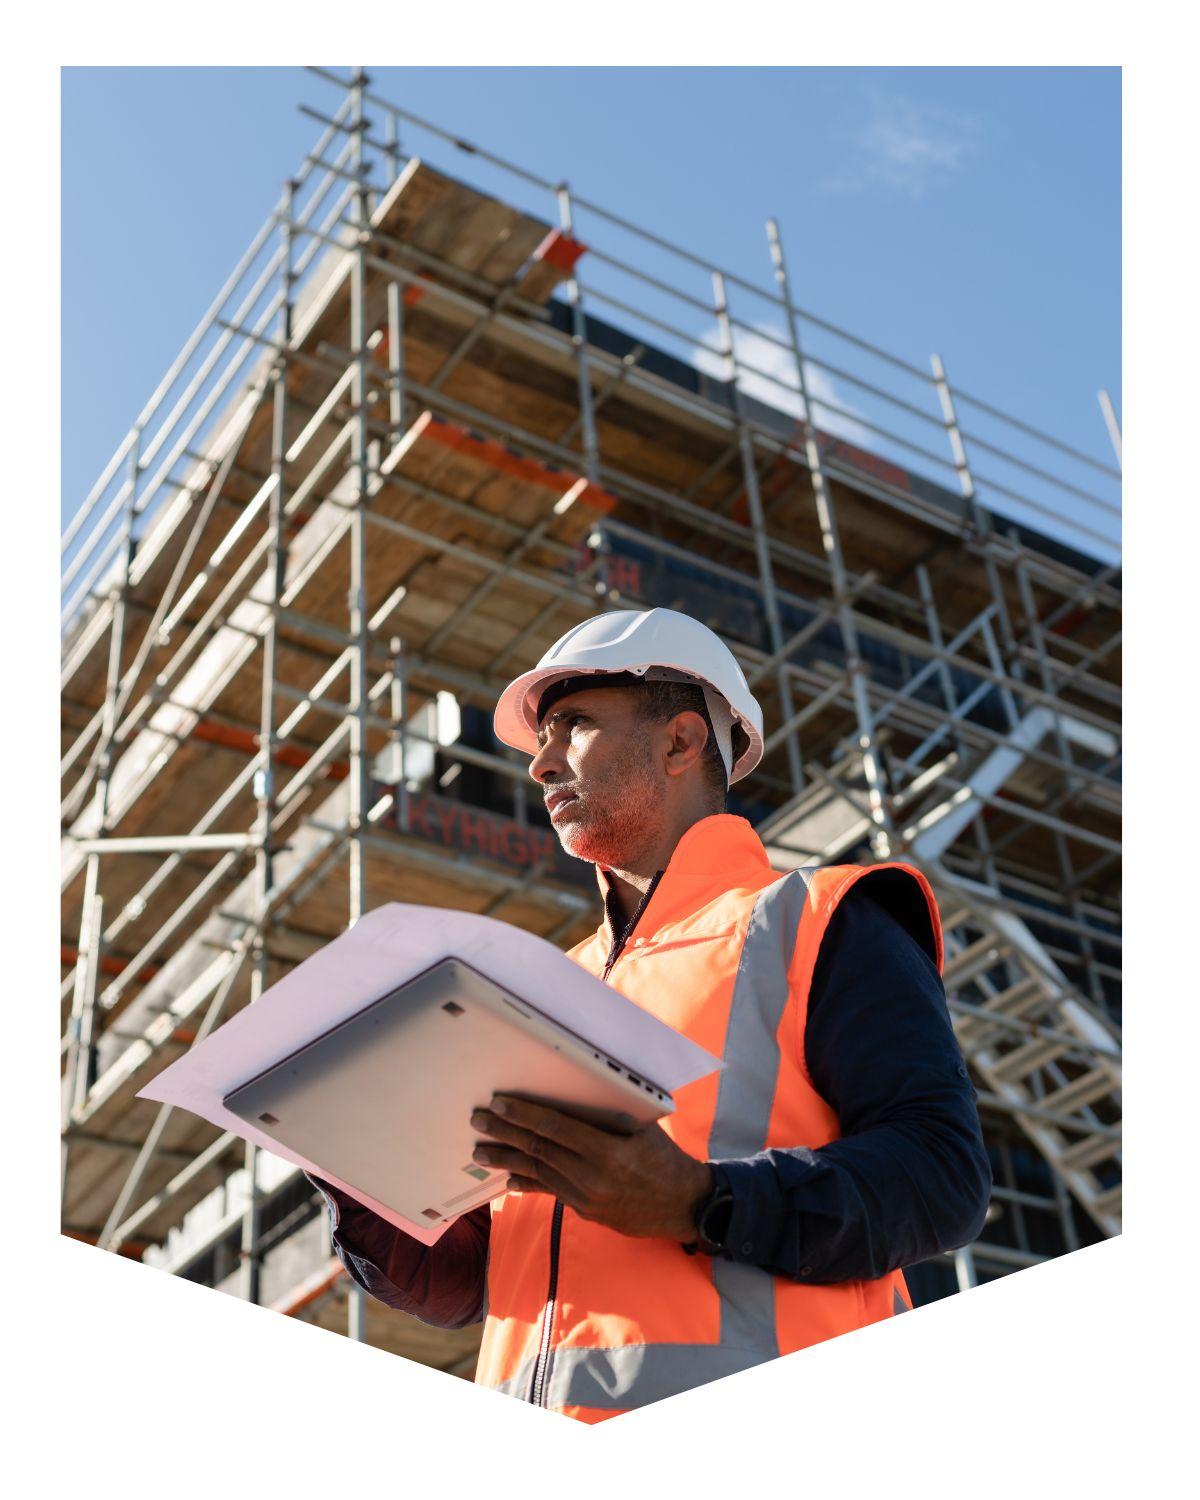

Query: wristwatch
[[684, 1170, 735, 1258]]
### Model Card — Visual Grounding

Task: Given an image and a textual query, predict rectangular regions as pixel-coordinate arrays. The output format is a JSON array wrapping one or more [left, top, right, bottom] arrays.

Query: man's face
[[529, 686, 667, 867]]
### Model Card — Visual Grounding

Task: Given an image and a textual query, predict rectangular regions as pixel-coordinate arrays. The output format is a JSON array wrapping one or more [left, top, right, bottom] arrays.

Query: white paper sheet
[[138, 903, 722, 1246]]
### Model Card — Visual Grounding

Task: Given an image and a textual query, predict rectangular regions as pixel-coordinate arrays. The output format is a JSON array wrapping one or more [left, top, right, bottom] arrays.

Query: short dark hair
[[633, 679, 743, 812]]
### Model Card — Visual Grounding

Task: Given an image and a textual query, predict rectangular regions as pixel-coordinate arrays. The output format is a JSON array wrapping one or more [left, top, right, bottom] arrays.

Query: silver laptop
[[223, 957, 674, 1228]]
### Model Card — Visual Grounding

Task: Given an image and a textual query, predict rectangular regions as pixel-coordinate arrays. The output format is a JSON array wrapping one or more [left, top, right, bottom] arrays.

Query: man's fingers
[[471, 1108, 598, 1185], [487, 1095, 613, 1156], [505, 1173, 586, 1214], [472, 1141, 564, 1185], [475, 1144, 582, 1204], [473, 1143, 539, 1178]]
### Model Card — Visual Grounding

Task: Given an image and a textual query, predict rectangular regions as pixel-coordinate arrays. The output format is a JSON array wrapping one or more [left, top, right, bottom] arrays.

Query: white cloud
[[824, 87, 982, 200], [692, 321, 875, 449]]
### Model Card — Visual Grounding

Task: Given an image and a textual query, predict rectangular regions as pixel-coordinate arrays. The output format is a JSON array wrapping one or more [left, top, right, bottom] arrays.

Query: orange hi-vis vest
[[473, 815, 943, 1422]]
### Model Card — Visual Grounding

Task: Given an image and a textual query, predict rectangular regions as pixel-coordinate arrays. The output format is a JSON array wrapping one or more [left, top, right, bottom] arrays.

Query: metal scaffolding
[[60, 67, 1121, 1367]]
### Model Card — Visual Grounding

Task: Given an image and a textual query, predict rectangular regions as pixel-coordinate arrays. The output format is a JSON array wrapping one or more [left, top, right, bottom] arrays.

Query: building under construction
[[60, 68, 1122, 1384]]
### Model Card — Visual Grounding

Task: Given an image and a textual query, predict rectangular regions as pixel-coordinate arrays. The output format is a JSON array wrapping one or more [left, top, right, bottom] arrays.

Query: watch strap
[[684, 1167, 735, 1257]]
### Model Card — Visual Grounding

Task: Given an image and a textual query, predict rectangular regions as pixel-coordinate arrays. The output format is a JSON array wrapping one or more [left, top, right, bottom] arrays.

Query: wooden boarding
[[411, 317, 584, 445], [374, 160, 557, 297], [410, 190, 525, 281], [64, 1100, 234, 1239], [375, 157, 457, 246], [388, 409, 615, 527], [512, 229, 588, 305]]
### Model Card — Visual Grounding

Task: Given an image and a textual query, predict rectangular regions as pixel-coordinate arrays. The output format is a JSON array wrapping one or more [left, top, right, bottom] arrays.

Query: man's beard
[[553, 742, 666, 868]]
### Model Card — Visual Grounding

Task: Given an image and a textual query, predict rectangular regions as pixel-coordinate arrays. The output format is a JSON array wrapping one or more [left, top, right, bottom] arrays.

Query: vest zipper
[[529, 1198, 564, 1407], [527, 872, 663, 1409]]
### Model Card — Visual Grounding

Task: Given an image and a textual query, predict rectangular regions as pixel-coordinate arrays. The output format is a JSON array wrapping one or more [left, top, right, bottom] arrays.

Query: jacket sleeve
[[710, 885, 993, 1284], [307, 1175, 490, 1328]]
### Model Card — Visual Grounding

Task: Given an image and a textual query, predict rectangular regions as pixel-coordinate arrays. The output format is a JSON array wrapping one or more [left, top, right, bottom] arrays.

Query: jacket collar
[[595, 814, 772, 944]]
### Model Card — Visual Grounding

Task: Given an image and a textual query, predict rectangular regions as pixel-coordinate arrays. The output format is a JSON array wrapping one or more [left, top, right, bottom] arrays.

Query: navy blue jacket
[[310, 884, 992, 1326]]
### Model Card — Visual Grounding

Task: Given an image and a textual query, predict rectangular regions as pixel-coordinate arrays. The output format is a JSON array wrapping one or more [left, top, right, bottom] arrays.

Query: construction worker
[[310, 607, 991, 1421]]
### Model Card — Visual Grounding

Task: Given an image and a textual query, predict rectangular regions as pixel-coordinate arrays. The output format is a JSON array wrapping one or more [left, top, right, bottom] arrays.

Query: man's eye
[[537, 716, 582, 749]]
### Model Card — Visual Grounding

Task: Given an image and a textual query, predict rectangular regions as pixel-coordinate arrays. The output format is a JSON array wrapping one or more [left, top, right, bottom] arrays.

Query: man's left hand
[[470, 1094, 713, 1243]]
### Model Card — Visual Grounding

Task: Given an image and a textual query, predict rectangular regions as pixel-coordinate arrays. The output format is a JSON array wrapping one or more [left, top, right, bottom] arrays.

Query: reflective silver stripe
[[893, 1286, 909, 1315], [710, 869, 809, 1159], [492, 1342, 775, 1410], [711, 1256, 777, 1357], [709, 870, 809, 1359]]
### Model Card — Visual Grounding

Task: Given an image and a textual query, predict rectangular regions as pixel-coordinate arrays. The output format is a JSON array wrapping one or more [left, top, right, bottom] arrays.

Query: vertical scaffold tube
[[931, 351, 1021, 696], [557, 185, 601, 488], [68, 426, 143, 1123], [348, 69, 372, 930], [765, 221, 892, 854], [346, 66, 373, 1342], [711, 270, 805, 799], [241, 175, 297, 1308]]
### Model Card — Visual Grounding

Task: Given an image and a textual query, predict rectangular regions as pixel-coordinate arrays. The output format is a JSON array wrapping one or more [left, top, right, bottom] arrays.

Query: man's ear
[[663, 710, 710, 778]]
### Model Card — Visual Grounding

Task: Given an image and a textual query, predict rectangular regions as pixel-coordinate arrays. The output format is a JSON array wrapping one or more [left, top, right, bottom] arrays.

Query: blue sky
[[61, 66, 1120, 562]]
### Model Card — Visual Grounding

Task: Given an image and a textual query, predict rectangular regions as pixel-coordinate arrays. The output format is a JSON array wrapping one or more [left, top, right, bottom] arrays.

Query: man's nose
[[529, 738, 564, 785]]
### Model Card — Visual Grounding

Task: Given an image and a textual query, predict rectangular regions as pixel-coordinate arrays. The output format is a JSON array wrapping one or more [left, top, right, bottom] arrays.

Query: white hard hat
[[493, 607, 765, 784]]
